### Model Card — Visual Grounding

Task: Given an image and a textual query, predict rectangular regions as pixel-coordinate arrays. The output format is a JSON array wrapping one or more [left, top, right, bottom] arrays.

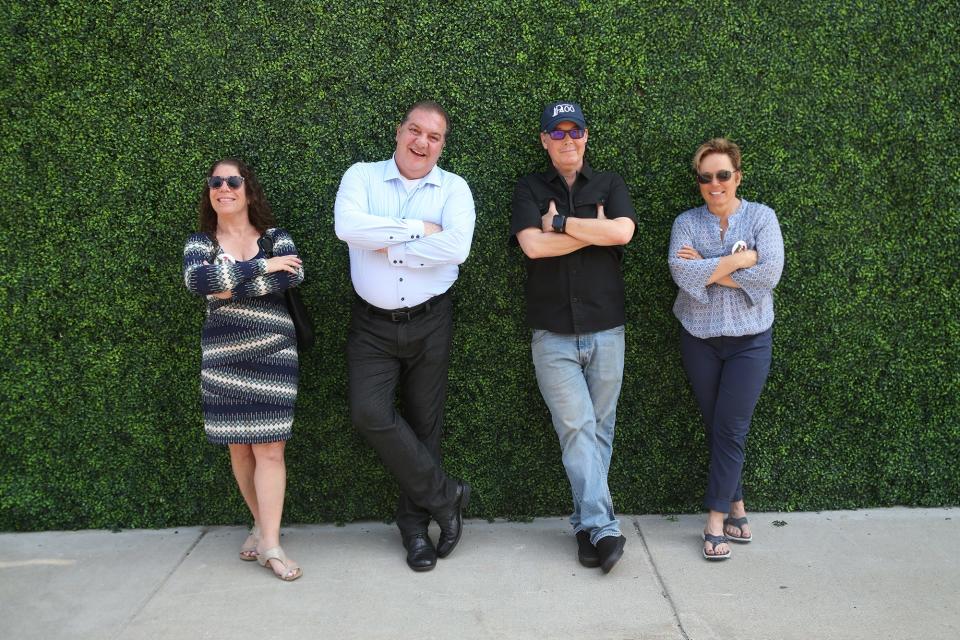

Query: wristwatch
[[552, 214, 567, 233]]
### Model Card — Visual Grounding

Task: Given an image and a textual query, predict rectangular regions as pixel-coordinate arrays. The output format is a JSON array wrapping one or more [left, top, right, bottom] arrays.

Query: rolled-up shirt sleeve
[[730, 207, 784, 306], [387, 176, 475, 268], [334, 163, 427, 250], [668, 216, 719, 304]]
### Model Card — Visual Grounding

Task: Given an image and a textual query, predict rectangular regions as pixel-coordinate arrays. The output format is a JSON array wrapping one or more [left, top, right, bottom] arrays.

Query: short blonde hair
[[691, 137, 742, 173]]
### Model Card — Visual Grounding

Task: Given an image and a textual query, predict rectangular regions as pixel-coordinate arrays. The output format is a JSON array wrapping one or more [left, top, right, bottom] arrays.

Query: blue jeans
[[531, 326, 624, 544]]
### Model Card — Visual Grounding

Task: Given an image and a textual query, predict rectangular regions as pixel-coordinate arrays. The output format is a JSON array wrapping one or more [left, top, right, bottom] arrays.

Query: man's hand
[[423, 221, 443, 236], [597, 202, 606, 219], [541, 200, 558, 232]]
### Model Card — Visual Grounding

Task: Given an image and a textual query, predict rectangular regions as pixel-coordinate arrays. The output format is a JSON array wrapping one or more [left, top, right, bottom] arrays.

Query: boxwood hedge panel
[[1, 0, 957, 530]]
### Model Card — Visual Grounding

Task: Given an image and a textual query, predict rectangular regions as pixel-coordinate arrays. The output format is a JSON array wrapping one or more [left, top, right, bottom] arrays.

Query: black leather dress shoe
[[576, 530, 601, 568], [596, 534, 626, 574], [403, 533, 437, 572], [435, 480, 471, 558]]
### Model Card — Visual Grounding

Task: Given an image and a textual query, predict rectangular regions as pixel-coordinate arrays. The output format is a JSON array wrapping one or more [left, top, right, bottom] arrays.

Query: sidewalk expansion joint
[[632, 518, 691, 640], [113, 527, 209, 640]]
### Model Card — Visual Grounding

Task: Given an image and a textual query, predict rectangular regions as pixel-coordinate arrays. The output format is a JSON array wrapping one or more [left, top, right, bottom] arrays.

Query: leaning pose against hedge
[[182, 158, 305, 581], [667, 138, 784, 561]]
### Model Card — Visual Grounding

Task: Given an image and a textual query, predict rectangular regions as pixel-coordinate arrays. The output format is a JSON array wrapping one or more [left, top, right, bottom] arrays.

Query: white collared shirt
[[334, 156, 476, 309]]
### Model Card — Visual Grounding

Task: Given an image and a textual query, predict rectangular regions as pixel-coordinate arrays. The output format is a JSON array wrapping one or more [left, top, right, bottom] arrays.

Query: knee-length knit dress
[[182, 228, 304, 444]]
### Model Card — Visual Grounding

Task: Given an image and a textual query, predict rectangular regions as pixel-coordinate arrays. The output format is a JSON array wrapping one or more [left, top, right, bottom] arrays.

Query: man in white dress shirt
[[334, 101, 476, 572]]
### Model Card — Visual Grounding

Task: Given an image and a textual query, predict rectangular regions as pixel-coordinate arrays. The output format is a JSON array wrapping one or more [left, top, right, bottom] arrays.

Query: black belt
[[358, 289, 449, 322]]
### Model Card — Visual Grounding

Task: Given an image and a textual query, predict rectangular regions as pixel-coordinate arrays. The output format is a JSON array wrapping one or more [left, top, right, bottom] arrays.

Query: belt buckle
[[390, 310, 410, 322]]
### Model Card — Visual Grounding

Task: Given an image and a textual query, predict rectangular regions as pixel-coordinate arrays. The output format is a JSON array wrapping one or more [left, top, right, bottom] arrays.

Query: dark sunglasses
[[695, 170, 737, 184], [207, 175, 245, 189], [547, 128, 586, 140]]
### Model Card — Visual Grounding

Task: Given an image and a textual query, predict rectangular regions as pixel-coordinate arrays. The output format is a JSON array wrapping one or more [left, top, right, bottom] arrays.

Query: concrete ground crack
[[632, 518, 691, 640], [112, 527, 209, 640]]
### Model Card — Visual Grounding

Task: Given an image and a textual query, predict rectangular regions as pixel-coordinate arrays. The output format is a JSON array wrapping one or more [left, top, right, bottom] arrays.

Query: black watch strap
[[552, 214, 567, 233]]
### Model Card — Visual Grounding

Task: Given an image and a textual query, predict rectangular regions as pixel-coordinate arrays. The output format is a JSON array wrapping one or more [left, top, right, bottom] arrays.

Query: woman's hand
[[677, 245, 703, 260], [209, 290, 233, 300], [265, 255, 303, 274], [737, 249, 758, 269]]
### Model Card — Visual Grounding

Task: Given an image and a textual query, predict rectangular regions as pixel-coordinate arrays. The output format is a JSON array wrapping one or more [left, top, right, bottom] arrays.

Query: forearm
[[517, 228, 590, 258], [706, 254, 749, 285], [715, 275, 740, 288], [563, 217, 634, 246]]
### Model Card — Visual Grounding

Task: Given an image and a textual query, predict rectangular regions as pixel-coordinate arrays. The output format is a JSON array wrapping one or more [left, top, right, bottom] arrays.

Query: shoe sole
[[408, 562, 436, 572], [436, 483, 471, 559], [579, 555, 602, 569]]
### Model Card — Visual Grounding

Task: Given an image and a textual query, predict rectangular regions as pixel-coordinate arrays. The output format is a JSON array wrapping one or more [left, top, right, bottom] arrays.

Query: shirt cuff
[[386, 242, 408, 267]]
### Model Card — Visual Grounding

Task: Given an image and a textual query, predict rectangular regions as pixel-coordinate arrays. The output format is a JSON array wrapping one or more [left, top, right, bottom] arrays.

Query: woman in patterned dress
[[183, 158, 304, 580], [667, 139, 784, 560]]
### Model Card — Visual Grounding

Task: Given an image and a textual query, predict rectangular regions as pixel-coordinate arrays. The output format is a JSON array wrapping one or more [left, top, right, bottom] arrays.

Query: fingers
[[676, 245, 702, 260], [547, 199, 557, 213], [597, 202, 606, 219], [265, 255, 303, 273]]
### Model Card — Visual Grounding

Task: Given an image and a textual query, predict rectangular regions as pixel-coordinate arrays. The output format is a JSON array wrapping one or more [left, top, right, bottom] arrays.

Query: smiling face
[[394, 107, 446, 179], [697, 152, 741, 211], [540, 121, 588, 175], [208, 162, 248, 218]]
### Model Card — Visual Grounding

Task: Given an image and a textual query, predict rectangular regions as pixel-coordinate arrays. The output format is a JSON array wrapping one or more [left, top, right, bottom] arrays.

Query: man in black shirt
[[510, 101, 636, 573]]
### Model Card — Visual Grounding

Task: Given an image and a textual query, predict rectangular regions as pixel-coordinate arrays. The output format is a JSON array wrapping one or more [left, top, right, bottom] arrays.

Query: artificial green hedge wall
[[1, 1, 958, 531]]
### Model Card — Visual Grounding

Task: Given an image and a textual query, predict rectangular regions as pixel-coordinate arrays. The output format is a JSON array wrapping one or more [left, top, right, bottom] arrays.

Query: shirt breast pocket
[[573, 197, 604, 218]]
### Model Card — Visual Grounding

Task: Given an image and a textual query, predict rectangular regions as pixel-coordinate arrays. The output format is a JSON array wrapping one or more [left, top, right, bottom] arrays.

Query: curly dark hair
[[198, 157, 275, 237]]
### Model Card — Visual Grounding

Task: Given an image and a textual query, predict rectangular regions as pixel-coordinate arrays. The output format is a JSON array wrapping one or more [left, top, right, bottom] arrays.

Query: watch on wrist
[[552, 214, 567, 233]]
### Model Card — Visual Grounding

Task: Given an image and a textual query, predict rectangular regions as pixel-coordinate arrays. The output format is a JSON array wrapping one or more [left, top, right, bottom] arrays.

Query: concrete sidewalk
[[0, 507, 956, 639]]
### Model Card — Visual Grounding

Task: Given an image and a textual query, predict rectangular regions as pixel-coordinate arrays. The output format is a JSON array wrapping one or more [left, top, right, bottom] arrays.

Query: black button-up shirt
[[510, 162, 636, 334]]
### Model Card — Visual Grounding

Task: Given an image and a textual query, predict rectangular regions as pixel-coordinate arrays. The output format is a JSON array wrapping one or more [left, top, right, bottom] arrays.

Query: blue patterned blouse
[[668, 198, 784, 339]]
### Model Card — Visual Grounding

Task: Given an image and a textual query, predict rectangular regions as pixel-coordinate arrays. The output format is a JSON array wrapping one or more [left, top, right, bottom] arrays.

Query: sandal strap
[[258, 545, 300, 578], [703, 532, 729, 545], [723, 516, 748, 528]]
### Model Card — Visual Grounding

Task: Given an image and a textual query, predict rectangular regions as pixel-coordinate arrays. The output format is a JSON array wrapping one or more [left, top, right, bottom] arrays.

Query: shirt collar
[[386, 155, 443, 186], [545, 159, 593, 183]]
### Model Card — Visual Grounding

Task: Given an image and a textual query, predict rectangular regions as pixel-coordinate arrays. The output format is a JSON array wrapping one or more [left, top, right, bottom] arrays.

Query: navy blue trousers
[[680, 327, 772, 513]]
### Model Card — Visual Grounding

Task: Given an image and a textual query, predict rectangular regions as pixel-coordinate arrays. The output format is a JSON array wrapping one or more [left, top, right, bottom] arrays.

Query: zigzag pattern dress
[[183, 228, 304, 444]]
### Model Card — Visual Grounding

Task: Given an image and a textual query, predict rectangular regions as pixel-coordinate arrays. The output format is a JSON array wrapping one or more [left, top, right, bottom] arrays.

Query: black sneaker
[[596, 534, 626, 574], [576, 530, 602, 568]]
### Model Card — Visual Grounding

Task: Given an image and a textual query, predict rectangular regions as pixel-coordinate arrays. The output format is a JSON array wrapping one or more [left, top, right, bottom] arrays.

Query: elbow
[[453, 249, 470, 265], [615, 220, 636, 245], [520, 244, 544, 260], [333, 219, 349, 242], [614, 227, 634, 245]]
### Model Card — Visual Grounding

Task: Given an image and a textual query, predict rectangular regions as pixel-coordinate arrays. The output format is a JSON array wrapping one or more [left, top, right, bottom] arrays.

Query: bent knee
[[252, 441, 286, 463]]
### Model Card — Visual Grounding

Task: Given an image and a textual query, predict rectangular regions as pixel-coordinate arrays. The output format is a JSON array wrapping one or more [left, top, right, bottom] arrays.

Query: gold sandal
[[257, 545, 302, 581], [239, 525, 260, 561]]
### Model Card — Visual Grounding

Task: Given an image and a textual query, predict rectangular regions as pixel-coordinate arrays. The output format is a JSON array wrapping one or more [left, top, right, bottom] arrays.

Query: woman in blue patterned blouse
[[668, 138, 784, 560], [183, 158, 305, 580]]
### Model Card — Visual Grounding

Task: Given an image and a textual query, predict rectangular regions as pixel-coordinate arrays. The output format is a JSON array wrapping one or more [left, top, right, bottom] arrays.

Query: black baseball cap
[[540, 101, 587, 132]]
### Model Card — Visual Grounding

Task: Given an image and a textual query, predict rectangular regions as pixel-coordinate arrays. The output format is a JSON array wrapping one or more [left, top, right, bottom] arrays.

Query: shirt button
[[392, 260, 397, 264], [572, 297, 579, 303], [401, 297, 405, 301], [399, 278, 404, 282], [389, 236, 394, 239]]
